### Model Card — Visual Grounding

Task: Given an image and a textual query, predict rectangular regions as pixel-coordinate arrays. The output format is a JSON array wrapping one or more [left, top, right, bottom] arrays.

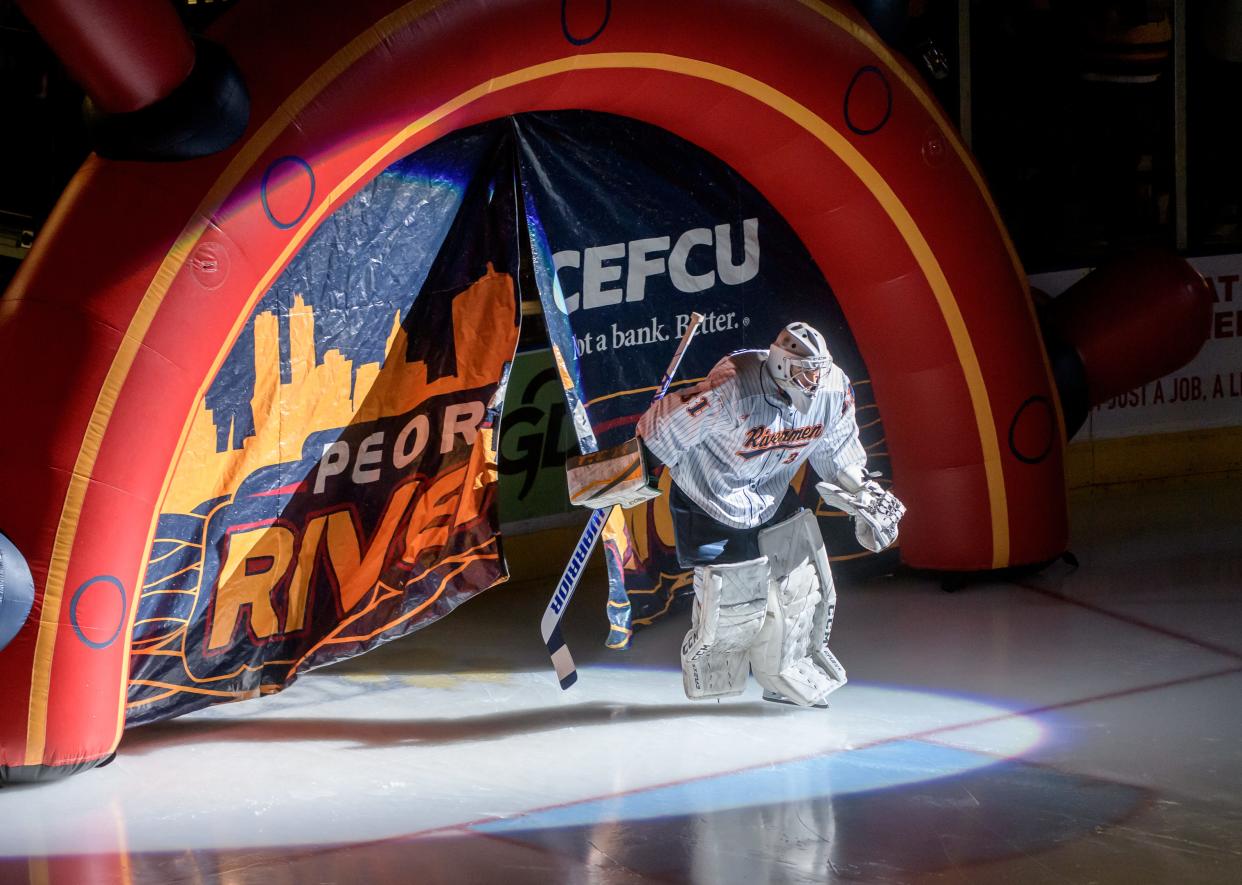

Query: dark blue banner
[[514, 111, 893, 647]]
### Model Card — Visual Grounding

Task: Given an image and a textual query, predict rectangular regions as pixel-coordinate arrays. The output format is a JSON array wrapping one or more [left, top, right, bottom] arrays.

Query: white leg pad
[[681, 557, 769, 700], [752, 510, 847, 707]]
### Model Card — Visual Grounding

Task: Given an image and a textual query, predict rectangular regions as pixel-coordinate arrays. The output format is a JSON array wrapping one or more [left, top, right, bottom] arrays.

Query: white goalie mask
[[766, 322, 832, 413]]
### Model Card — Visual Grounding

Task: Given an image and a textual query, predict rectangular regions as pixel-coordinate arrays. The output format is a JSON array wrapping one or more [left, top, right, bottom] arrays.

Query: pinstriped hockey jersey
[[637, 349, 866, 529]]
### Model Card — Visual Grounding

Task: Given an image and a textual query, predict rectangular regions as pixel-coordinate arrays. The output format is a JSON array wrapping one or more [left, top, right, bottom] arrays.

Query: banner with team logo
[[513, 111, 895, 648], [127, 127, 521, 724]]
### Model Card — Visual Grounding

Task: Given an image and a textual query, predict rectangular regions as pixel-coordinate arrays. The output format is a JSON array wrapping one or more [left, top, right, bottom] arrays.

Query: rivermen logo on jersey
[[737, 423, 825, 459]]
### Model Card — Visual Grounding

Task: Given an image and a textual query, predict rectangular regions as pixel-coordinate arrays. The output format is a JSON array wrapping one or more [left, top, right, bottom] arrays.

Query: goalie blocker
[[566, 437, 661, 511]]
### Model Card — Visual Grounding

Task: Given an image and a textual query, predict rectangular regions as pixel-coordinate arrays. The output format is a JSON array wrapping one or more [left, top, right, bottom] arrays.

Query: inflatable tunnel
[[0, 0, 1211, 782]]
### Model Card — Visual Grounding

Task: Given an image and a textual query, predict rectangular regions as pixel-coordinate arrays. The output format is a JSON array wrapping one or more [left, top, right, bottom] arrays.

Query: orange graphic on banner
[[165, 265, 514, 515], [128, 266, 516, 708]]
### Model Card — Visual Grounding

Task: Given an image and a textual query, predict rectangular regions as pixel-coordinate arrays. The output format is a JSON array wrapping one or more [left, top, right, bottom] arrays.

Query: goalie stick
[[540, 311, 705, 689]]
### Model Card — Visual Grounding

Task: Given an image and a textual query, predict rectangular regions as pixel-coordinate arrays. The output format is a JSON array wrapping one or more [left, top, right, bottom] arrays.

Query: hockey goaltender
[[570, 322, 906, 708]]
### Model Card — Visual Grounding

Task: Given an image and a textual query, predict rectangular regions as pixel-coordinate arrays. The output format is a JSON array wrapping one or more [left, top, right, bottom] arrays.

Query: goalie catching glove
[[816, 468, 906, 553], [566, 437, 662, 510]]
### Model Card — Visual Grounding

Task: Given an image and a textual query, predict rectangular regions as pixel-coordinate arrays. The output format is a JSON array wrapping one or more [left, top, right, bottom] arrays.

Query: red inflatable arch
[[0, 0, 1064, 779]]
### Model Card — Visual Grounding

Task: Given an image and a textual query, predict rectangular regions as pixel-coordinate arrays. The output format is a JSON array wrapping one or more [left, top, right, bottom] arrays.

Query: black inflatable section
[[84, 39, 250, 162], [0, 756, 112, 786], [1037, 314, 1091, 439]]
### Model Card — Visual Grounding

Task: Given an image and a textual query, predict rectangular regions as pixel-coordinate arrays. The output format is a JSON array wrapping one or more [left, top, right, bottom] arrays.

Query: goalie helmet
[[766, 322, 832, 412]]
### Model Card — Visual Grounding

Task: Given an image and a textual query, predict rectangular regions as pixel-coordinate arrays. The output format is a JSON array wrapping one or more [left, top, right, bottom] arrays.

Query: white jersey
[[638, 350, 866, 529]]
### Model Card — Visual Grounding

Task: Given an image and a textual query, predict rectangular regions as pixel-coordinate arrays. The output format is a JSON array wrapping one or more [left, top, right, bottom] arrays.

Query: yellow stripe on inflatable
[[798, 0, 1069, 449]]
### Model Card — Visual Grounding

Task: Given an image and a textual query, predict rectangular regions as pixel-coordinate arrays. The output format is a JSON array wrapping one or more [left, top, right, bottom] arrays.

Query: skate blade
[[761, 691, 829, 709]]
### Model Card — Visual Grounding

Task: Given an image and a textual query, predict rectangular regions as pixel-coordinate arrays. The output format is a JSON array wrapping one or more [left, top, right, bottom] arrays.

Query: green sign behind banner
[[497, 349, 578, 528]]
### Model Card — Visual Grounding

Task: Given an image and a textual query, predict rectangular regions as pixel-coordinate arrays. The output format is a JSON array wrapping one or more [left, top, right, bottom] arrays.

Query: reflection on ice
[[0, 669, 1043, 857]]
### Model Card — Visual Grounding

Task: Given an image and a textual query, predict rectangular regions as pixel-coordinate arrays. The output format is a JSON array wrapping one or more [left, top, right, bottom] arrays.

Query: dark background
[[0, 0, 1233, 291]]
